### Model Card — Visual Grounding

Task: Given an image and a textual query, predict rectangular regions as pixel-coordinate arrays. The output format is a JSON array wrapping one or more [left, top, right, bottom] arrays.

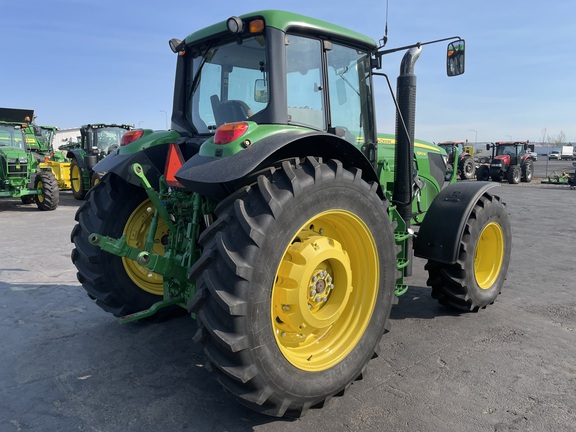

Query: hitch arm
[[88, 233, 188, 282]]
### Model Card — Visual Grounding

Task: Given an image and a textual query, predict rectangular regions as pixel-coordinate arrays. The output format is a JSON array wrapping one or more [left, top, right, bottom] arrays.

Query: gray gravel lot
[[1, 163, 575, 432]]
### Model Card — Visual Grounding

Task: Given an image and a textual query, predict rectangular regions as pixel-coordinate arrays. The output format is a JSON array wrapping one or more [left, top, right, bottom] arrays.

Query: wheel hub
[[274, 233, 352, 339]]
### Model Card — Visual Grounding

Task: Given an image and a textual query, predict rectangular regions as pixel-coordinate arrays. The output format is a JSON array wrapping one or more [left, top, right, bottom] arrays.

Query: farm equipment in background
[[0, 108, 59, 210], [61, 123, 133, 199], [541, 162, 576, 188], [437, 140, 476, 180], [29, 125, 73, 190], [476, 141, 533, 184], [71, 11, 511, 417]]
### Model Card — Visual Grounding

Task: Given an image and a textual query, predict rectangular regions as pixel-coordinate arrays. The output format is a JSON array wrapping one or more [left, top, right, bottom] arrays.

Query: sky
[[2, 0, 576, 144]]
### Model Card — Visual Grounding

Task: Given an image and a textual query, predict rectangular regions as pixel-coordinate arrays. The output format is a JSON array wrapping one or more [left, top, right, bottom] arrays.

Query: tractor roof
[[184, 10, 377, 51], [0, 107, 34, 123], [82, 124, 133, 130]]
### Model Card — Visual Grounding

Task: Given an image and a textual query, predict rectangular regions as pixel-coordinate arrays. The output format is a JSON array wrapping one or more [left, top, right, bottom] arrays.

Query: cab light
[[214, 122, 249, 144], [249, 19, 265, 33], [121, 129, 144, 146]]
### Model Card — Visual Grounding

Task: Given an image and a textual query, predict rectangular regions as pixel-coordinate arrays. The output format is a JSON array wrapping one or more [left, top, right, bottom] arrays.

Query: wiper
[[188, 42, 214, 101]]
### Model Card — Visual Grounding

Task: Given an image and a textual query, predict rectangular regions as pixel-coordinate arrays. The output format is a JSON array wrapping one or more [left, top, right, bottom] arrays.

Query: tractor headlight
[[19, 157, 28, 163], [7, 158, 17, 163]]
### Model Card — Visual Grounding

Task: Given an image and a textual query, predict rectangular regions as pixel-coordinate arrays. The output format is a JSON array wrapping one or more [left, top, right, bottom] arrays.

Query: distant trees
[[540, 128, 569, 146]]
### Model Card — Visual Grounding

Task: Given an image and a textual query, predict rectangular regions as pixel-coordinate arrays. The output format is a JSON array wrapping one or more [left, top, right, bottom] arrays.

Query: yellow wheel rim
[[474, 222, 504, 289], [122, 199, 167, 295], [272, 210, 379, 372], [71, 164, 82, 193], [37, 180, 44, 203]]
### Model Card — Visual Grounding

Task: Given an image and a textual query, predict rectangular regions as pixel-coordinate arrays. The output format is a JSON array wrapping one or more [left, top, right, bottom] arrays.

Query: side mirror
[[254, 79, 268, 103], [447, 40, 465, 76], [169, 38, 184, 54]]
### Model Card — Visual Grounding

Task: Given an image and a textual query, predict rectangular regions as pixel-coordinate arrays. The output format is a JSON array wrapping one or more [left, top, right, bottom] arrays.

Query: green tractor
[[437, 140, 476, 180], [71, 11, 511, 417], [0, 108, 59, 210], [62, 123, 133, 199]]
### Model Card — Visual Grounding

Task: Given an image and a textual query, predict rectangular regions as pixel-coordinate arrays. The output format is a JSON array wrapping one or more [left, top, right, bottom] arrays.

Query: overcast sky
[[3, 0, 575, 144]]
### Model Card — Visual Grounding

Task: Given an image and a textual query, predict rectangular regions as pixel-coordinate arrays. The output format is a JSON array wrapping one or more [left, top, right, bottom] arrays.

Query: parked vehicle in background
[[560, 145, 574, 161], [61, 123, 133, 199], [477, 141, 532, 184], [437, 140, 476, 180], [548, 151, 560, 160]]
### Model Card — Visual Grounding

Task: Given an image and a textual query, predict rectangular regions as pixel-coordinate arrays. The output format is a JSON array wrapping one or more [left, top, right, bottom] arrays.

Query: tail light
[[121, 129, 144, 146], [214, 122, 249, 144]]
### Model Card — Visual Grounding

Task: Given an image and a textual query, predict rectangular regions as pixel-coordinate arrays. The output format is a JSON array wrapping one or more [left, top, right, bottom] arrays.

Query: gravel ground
[[1, 164, 575, 432]]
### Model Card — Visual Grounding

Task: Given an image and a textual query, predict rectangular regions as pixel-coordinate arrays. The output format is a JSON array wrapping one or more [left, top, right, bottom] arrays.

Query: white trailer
[[560, 145, 574, 161]]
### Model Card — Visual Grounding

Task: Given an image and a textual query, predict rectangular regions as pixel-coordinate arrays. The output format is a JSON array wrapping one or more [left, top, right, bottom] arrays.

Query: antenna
[[379, 0, 389, 48]]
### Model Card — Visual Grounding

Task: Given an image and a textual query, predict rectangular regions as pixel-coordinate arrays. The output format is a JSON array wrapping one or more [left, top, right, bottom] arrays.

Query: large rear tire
[[189, 157, 397, 418], [426, 193, 511, 311], [71, 173, 168, 316], [34, 171, 59, 211]]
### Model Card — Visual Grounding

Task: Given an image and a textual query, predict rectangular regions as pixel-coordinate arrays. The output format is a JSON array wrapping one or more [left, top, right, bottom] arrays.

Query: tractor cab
[[493, 141, 528, 167]]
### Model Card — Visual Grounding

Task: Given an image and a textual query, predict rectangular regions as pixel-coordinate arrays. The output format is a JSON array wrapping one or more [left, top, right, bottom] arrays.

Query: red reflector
[[165, 142, 185, 187], [121, 129, 144, 146], [214, 122, 249, 144]]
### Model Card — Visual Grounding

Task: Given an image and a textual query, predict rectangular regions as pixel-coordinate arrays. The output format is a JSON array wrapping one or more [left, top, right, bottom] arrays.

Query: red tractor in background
[[437, 140, 476, 180], [477, 141, 533, 184]]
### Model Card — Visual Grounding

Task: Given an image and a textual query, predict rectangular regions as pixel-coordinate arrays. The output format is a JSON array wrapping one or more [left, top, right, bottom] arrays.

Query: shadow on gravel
[[390, 285, 462, 321]]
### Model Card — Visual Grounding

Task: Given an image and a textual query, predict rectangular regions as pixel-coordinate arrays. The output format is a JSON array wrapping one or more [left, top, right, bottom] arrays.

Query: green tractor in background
[[25, 123, 73, 191], [0, 108, 59, 210], [437, 140, 476, 180], [61, 123, 133, 199], [71, 11, 511, 417]]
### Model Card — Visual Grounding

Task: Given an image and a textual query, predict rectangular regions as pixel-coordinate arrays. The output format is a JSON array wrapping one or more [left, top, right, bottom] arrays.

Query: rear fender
[[175, 130, 379, 200], [414, 182, 501, 264], [94, 140, 200, 189]]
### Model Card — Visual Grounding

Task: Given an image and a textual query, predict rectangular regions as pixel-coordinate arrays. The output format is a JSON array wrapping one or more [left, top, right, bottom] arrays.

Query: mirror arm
[[374, 36, 464, 68]]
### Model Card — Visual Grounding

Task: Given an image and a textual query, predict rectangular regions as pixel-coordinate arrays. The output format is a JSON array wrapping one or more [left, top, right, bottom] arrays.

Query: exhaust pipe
[[393, 46, 422, 277]]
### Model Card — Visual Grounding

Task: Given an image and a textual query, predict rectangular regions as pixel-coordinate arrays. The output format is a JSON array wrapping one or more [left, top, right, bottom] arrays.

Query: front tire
[[70, 158, 87, 200], [426, 193, 511, 311], [507, 165, 521, 184], [189, 157, 397, 417], [521, 159, 533, 183], [476, 165, 489, 181], [71, 173, 168, 316], [34, 171, 59, 211]]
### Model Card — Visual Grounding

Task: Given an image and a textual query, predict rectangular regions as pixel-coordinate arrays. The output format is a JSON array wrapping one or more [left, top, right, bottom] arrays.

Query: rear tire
[[189, 157, 397, 418], [459, 157, 476, 180], [71, 173, 169, 316], [34, 171, 59, 211], [426, 193, 511, 311]]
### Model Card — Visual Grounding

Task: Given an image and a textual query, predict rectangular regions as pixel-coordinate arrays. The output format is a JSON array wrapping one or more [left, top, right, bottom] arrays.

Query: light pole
[[160, 110, 168, 129], [505, 135, 512, 141], [468, 129, 477, 144]]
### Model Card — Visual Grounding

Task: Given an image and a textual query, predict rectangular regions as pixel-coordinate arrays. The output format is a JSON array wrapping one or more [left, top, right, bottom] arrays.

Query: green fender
[[175, 129, 379, 200]]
